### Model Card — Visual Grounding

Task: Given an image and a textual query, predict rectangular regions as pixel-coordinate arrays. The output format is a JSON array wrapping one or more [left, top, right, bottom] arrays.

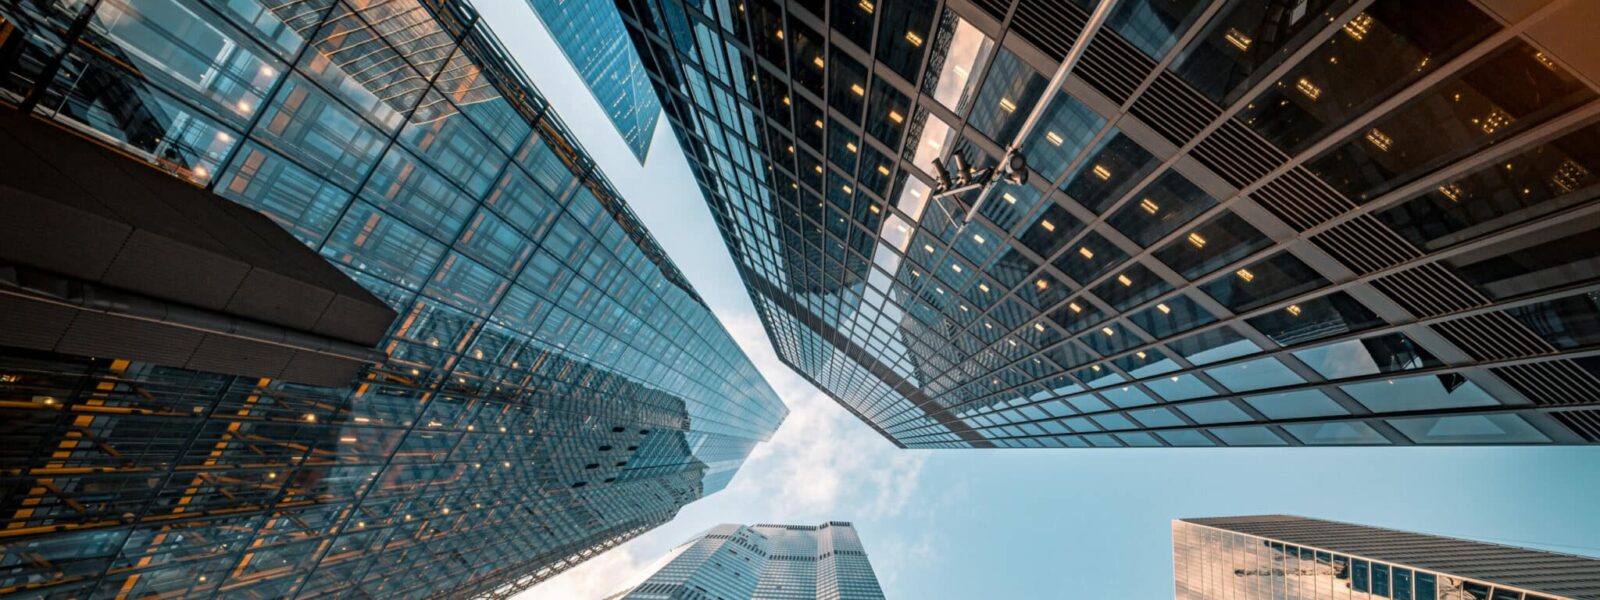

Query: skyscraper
[[0, 0, 787, 596], [612, 0, 1600, 449], [607, 521, 886, 599], [525, 0, 662, 162], [1174, 515, 1600, 599]]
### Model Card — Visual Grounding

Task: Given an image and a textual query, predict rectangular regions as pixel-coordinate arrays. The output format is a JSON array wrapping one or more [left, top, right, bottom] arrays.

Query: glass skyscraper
[[525, 0, 661, 162], [607, 521, 886, 599], [0, 0, 787, 596], [1174, 515, 1600, 600], [611, 0, 1600, 449]]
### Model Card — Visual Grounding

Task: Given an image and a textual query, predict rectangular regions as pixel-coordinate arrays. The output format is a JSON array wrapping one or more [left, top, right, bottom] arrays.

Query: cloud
[[511, 543, 646, 600]]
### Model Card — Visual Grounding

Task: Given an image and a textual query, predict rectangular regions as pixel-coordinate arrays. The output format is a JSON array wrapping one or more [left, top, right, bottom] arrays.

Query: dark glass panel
[[1154, 211, 1271, 280], [1201, 251, 1328, 313], [1107, 170, 1218, 247], [1247, 291, 1381, 347], [1061, 131, 1158, 213]]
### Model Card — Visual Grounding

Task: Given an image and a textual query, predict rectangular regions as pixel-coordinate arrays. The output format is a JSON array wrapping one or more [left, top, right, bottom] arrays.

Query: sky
[[476, 2, 1600, 597]]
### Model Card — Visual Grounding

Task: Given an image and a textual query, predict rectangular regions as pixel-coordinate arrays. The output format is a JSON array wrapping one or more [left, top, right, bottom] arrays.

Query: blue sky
[[478, 2, 1600, 597]]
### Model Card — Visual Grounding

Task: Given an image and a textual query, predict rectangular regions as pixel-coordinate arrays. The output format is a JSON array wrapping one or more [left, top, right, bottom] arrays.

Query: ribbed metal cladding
[[1250, 168, 1354, 231], [1492, 360, 1600, 407], [1128, 72, 1219, 145], [1190, 122, 1289, 188], [1552, 410, 1600, 443], [1431, 312, 1557, 362], [1310, 215, 1424, 275], [1008, 0, 1087, 61], [966, 0, 1012, 21], [1076, 34, 1155, 106], [1371, 263, 1489, 318]]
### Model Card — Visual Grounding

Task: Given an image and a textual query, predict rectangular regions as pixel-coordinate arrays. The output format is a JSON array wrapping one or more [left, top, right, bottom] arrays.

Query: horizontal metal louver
[[1370, 262, 1487, 318], [1552, 410, 1600, 443], [1010, 0, 1087, 61], [1250, 168, 1354, 231], [1431, 312, 1555, 362], [967, 0, 1013, 21], [1076, 33, 1155, 106], [1492, 360, 1600, 406], [1129, 72, 1218, 144], [1310, 215, 1422, 275], [1190, 121, 1288, 188]]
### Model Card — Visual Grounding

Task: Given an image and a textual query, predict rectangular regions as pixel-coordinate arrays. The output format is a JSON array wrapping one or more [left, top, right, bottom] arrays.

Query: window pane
[[1108, 170, 1219, 247], [967, 49, 1046, 144], [1293, 333, 1439, 380], [1170, 0, 1347, 105], [1062, 131, 1159, 213], [1377, 123, 1600, 252], [1106, 0, 1208, 60], [1092, 264, 1173, 311], [1239, 0, 1498, 153], [1017, 204, 1084, 258], [1020, 92, 1105, 181], [875, 0, 937, 82], [1307, 41, 1596, 203], [1169, 327, 1260, 365], [1391, 413, 1550, 444], [1156, 429, 1215, 446], [1054, 231, 1129, 285], [1202, 252, 1329, 313], [1129, 293, 1217, 338], [923, 12, 993, 113], [1245, 389, 1346, 420], [1344, 375, 1498, 413], [1149, 375, 1216, 402], [1284, 421, 1389, 445], [1448, 222, 1600, 300], [1209, 426, 1286, 446], [1155, 211, 1271, 280], [1205, 357, 1304, 393], [1247, 291, 1381, 347], [1178, 399, 1249, 424]]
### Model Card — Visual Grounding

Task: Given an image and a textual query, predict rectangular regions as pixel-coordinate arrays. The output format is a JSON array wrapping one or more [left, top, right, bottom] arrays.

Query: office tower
[[608, 521, 886, 599], [525, 0, 662, 162], [612, 0, 1600, 449], [1174, 515, 1600, 599], [0, 0, 788, 596]]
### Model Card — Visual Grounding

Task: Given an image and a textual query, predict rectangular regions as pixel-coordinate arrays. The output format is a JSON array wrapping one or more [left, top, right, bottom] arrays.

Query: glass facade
[[611, 0, 1600, 449], [0, 0, 785, 596], [1173, 516, 1600, 600], [524, 0, 662, 162], [609, 521, 886, 600]]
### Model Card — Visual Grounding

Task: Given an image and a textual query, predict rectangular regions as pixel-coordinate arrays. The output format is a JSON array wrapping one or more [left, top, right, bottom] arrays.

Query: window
[[1505, 291, 1600, 349], [1201, 251, 1328, 313], [1128, 293, 1217, 338], [827, 46, 869, 121], [1092, 263, 1173, 311], [1284, 421, 1390, 445], [967, 49, 1046, 144], [1168, 327, 1259, 365], [1389, 414, 1550, 444], [1148, 375, 1216, 402], [1154, 211, 1271, 280], [1017, 204, 1084, 258], [1245, 389, 1346, 420], [1448, 222, 1600, 300], [924, 12, 993, 113], [1308, 41, 1596, 203], [875, 0, 937, 82], [1204, 357, 1303, 393], [1377, 123, 1600, 251], [1170, 0, 1346, 105], [1238, 0, 1499, 154], [1105, 0, 1208, 59], [1020, 92, 1105, 181], [1343, 375, 1498, 413], [1209, 426, 1286, 446], [1054, 231, 1129, 285], [1247, 291, 1381, 347], [1293, 333, 1439, 380], [1177, 400, 1249, 424], [1062, 131, 1158, 213], [1108, 170, 1219, 247]]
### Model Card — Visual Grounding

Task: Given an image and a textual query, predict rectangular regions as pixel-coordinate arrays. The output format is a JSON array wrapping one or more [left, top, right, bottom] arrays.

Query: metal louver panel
[[1492, 360, 1600, 406], [1251, 168, 1354, 231], [1076, 33, 1156, 106], [1010, 0, 1088, 61], [1310, 215, 1422, 275], [1431, 312, 1556, 362], [967, 0, 1013, 21], [1191, 121, 1289, 188], [1128, 72, 1219, 144], [1371, 262, 1487, 318], [1552, 409, 1600, 442]]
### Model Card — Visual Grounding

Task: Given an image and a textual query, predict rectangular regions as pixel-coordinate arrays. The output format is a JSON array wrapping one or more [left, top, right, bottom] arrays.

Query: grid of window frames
[[0, 0, 787, 596], [612, 0, 1600, 449], [1173, 517, 1589, 600]]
